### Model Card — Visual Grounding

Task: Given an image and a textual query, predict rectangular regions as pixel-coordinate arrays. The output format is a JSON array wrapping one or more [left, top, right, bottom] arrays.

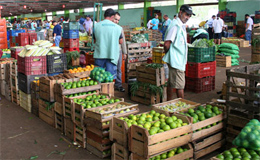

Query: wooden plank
[[87, 144, 111, 158], [39, 111, 55, 127], [193, 132, 224, 151], [87, 137, 112, 151]]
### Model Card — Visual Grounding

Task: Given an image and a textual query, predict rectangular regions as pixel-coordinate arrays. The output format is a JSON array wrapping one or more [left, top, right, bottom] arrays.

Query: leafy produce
[[119, 110, 188, 135], [190, 39, 215, 48], [233, 119, 260, 150], [215, 147, 260, 160], [61, 79, 98, 89], [90, 67, 114, 83], [145, 63, 163, 69], [65, 91, 97, 98], [149, 146, 190, 160], [157, 101, 192, 112], [1, 49, 10, 52], [131, 34, 148, 43], [66, 51, 80, 64], [73, 94, 121, 109], [68, 65, 94, 73], [252, 37, 260, 47]]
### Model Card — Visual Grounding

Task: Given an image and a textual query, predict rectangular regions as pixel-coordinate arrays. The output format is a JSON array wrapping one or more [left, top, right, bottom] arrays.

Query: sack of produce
[[218, 48, 239, 55], [219, 43, 239, 51]]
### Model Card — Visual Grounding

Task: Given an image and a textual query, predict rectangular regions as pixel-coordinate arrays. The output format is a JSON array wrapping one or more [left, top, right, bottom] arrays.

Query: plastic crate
[[63, 30, 79, 39], [46, 54, 67, 74], [63, 22, 79, 31], [29, 33, 37, 45], [9, 30, 17, 37], [18, 33, 29, 46], [1, 53, 11, 58], [63, 38, 79, 48], [11, 47, 23, 59], [185, 76, 215, 93], [85, 52, 95, 65], [187, 46, 215, 63], [186, 61, 216, 78], [63, 47, 79, 53], [18, 56, 47, 75], [18, 72, 47, 94]]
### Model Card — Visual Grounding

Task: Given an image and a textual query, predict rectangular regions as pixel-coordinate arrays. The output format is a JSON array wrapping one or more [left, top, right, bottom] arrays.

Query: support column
[[176, 0, 184, 12], [118, 3, 124, 10], [79, 8, 84, 17], [219, 0, 227, 11], [65, 10, 70, 18], [42, 13, 46, 21], [143, 0, 151, 26], [52, 11, 56, 16]]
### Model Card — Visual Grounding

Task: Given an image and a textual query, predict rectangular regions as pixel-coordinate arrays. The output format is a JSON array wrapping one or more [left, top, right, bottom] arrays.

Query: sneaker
[[116, 86, 125, 92]]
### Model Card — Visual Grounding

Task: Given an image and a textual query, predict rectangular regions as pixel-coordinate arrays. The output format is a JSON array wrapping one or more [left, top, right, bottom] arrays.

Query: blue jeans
[[54, 35, 61, 47], [245, 30, 252, 43], [162, 26, 168, 41], [95, 59, 117, 79], [115, 52, 122, 88]]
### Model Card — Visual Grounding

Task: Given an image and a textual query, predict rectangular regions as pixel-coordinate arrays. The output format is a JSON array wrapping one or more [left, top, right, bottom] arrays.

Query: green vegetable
[[191, 39, 215, 48]]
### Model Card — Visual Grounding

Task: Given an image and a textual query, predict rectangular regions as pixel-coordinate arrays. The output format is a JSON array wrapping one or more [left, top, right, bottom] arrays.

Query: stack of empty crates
[[10, 61, 19, 105], [63, 22, 80, 53]]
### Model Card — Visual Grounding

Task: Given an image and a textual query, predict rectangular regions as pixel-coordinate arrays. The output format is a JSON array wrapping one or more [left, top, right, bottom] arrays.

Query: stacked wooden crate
[[124, 30, 140, 41], [10, 61, 20, 105], [31, 81, 40, 117]]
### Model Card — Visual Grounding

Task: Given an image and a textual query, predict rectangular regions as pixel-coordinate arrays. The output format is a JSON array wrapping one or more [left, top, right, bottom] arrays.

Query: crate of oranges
[[64, 65, 94, 78]]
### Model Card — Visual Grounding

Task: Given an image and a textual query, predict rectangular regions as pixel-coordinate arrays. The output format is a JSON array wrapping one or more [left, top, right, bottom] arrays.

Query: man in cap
[[163, 4, 195, 100]]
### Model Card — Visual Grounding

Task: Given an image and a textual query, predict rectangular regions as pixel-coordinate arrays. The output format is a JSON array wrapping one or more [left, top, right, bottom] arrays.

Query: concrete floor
[[0, 47, 252, 160]]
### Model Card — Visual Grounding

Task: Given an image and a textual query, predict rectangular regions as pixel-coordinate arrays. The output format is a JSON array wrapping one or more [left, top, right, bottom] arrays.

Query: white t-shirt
[[213, 18, 224, 33], [247, 17, 253, 31], [165, 18, 186, 43], [147, 20, 152, 29]]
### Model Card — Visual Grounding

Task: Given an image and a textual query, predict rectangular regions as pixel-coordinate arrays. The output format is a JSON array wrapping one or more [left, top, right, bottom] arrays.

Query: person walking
[[150, 14, 160, 30], [245, 14, 253, 44], [163, 4, 195, 100], [207, 15, 216, 39], [52, 21, 62, 47], [162, 15, 172, 40], [93, 8, 123, 79], [112, 12, 127, 92], [212, 14, 224, 45]]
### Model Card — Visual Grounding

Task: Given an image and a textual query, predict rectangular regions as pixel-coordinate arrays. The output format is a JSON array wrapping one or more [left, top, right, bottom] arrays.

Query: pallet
[[38, 99, 55, 127], [193, 132, 226, 160], [19, 90, 32, 113], [55, 112, 64, 133], [129, 114, 192, 158], [216, 55, 231, 67], [112, 143, 130, 160]]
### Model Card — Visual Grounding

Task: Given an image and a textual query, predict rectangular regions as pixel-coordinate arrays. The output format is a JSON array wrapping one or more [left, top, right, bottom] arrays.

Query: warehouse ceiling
[[0, 0, 165, 17]]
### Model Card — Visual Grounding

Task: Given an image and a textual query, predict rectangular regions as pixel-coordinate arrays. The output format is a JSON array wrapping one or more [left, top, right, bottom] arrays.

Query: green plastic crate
[[12, 37, 16, 43], [144, 33, 149, 41], [63, 22, 79, 31], [188, 46, 215, 63]]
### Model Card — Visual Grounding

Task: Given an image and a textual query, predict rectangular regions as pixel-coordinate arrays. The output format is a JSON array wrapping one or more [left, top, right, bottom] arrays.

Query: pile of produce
[[233, 119, 260, 150], [18, 40, 62, 57], [67, 65, 94, 73], [131, 34, 148, 43], [73, 94, 121, 109], [215, 147, 260, 160], [90, 67, 114, 83], [156, 101, 192, 112], [66, 51, 80, 65], [119, 110, 188, 135], [145, 63, 163, 69], [190, 39, 215, 48], [61, 79, 98, 89], [64, 91, 97, 98], [148, 146, 190, 160], [1, 49, 11, 52], [217, 43, 240, 66]]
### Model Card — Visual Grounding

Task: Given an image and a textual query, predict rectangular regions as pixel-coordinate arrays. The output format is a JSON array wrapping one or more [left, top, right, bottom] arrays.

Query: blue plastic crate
[[63, 30, 79, 39], [9, 30, 17, 37], [14, 29, 26, 36]]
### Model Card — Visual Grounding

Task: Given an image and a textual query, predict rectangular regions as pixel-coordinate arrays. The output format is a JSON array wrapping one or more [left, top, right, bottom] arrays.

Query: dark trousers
[[208, 27, 213, 39]]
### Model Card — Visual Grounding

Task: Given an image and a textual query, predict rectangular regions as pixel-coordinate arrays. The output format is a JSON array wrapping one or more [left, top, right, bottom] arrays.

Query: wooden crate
[[226, 64, 260, 119], [31, 98, 39, 117], [131, 86, 167, 105], [127, 42, 152, 60], [130, 143, 193, 160], [193, 132, 226, 160], [216, 55, 231, 67], [100, 82, 114, 96], [0, 80, 5, 96], [87, 143, 111, 158], [54, 102, 63, 115], [5, 63, 11, 85], [10, 61, 18, 76], [38, 99, 55, 127], [64, 117, 75, 141], [221, 38, 249, 47], [75, 124, 87, 148], [129, 114, 192, 158], [0, 64, 6, 80], [5, 83, 11, 101], [152, 98, 200, 115], [87, 137, 113, 152], [55, 112, 64, 133], [31, 81, 40, 100], [63, 97, 74, 119], [86, 127, 110, 144], [136, 64, 165, 86], [112, 143, 130, 160], [85, 117, 110, 132], [64, 70, 91, 78], [11, 86, 20, 105], [124, 30, 141, 41], [19, 90, 32, 113], [10, 74, 18, 92]]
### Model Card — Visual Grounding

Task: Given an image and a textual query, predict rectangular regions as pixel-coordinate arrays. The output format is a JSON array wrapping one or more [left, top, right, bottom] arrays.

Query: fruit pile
[[157, 101, 192, 112], [93, 103, 137, 118], [74, 94, 121, 109], [215, 147, 260, 160], [233, 119, 260, 150], [61, 79, 98, 89], [149, 146, 189, 160], [68, 65, 94, 73], [1, 49, 11, 52], [90, 67, 114, 83], [65, 91, 97, 98], [119, 110, 188, 135]]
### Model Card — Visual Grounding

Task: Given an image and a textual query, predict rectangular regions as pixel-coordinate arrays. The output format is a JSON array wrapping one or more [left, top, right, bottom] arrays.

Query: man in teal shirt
[[150, 14, 159, 30], [163, 4, 195, 99], [94, 9, 123, 79]]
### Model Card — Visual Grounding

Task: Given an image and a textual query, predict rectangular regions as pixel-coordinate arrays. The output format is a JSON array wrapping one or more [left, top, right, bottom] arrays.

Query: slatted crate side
[[64, 117, 75, 141], [11, 86, 20, 105], [31, 98, 39, 117], [216, 55, 231, 67], [5, 63, 11, 85], [0, 63, 6, 80], [87, 143, 111, 159], [193, 132, 226, 160], [10, 74, 18, 90], [84, 117, 110, 131], [38, 99, 55, 127], [124, 31, 141, 41], [86, 128, 110, 144], [19, 90, 32, 112], [63, 97, 75, 119], [75, 124, 87, 148], [5, 84, 11, 101], [55, 112, 64, 133], [10, 61, 18, 76], [111, 143, 130, 160], [100, 82, 114, 97], [87, 137, 113, 152], [226, 64, 260, 119]]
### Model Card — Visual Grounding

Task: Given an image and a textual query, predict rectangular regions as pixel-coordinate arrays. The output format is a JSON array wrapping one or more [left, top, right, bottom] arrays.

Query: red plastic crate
[[64, 47, 79, 53], [85, 52, 95, 65], [18, 55, 47, 75], [18, 33, 29, 46], [29, 33, 37, 45], [185, 61, 216, 78], [185, 76, 215, 93], [11, 47, 24, 59], [63, 38, 79, 48]]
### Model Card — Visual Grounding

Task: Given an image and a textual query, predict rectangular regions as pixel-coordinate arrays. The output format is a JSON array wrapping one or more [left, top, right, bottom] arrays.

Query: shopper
[[245, 14, 253, 44], [150, 14, 159, 30], [28, 20, 32, 29], [93, 8, 123, 79], [207, 15, 216, 39], [162, 15, 172, 40], [84, 15, 92, 35], [147, 19, 152, 29], [212, 14, 224, 45], [52, 21, 62, 47], [163, 4, 195, 100], [45, 20, 50, 29], [31, 20, 37, 30], [173, 15, 177, 19], [112, 12, 127, 92]]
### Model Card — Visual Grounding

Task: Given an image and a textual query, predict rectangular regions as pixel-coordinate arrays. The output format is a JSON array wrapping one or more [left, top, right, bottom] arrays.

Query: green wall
[[227, 0, 260, 21], [154, 6, 177, 20]]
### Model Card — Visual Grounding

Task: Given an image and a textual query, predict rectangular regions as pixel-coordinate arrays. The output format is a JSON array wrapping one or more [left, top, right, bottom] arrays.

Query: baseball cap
[[180, 4, 195, 16], [86, 15, 91, 18]]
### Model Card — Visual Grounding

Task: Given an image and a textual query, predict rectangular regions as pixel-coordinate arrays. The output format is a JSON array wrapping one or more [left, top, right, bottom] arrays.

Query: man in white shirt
[[212, 14, 224, 45], [147, 19, 152, 29], [207, 15, 216, 39], [245, 14, 253, 44]]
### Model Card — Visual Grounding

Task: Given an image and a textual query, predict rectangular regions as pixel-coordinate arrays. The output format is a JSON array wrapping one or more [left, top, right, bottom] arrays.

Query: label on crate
[[204, 55, 210, 58], [203, 67, 210, 70], [204, 81, 209, 85]]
